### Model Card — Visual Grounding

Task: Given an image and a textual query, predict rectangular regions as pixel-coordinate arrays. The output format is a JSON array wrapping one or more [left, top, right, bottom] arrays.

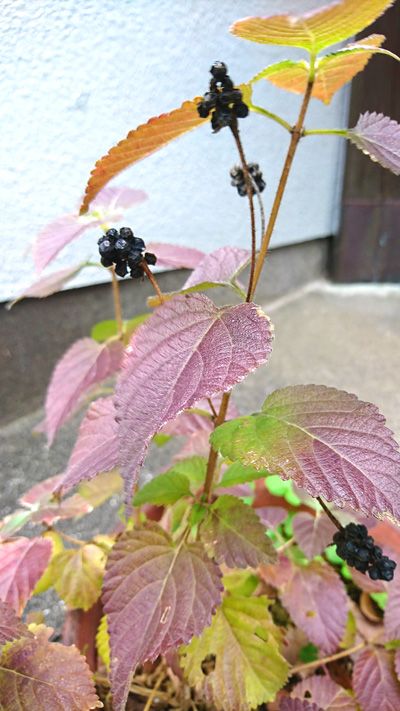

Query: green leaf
[[91, 319, 118, 342], [78, 469, 123, 508], [265, 475, 301, 505], [152, 433, 172, 447], [200, 495, 276, 569], [219, 461, 267, 488], [96, 615, 110, 670], [223, 571, 259, 597], [133, 471, 191, 506], [231, 0, 394, 53], [371, 591, 388, 611], [180, 595, 288, 711], [165, 456, 207, 489], [299, 642, 319, 663]]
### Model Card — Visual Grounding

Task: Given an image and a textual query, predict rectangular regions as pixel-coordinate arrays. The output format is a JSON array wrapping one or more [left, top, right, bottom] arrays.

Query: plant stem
[[230, 119, 257, 302], [291, 641, 366, 674], [54, 529, 85, 547], [207, 398, 218, 419], [304, 128, 348, 137], [143, 671, 164, 711], [141, 260, 165, 304], [203, 392, 231, 502], [317, 496, 343, 531], [249, 103, 292, 132], [110, 267, 124, 338], [249, 78, 315, 301]]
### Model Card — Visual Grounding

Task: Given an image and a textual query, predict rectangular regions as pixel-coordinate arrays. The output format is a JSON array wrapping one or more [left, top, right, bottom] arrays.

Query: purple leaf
[[146, 242, 205, 269], [89, 185, 147, 211], [115, 294, 273, 500], [292, 512, 337, 559], [162, 395, 238, 437], [7, 262, 86, 308], [200, 495, 276, 568], [102, 524, 222, 711], [280, 699, 321, 711], [61, 396, 119, 492], [395, 649, 400, 680], [174, 430, 213, 460], [281, 562, 349, 653], [33, 215, 103, 272], [45, 337, 123, 444], [353, 648, 400, 711], [351, 567, 386, 593], [349, 112, 400, 175], [0, 537, 52, 614], [292, 675, 357, 710], [183, 246, 250, 289], [256, 506, 288, 529], [0, 600, 32, 647], [212, 385, 400, 523], [0, 626, 102, 709]]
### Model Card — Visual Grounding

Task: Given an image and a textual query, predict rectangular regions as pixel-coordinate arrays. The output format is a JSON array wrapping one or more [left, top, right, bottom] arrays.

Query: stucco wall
[[1, 0, 350, 301]]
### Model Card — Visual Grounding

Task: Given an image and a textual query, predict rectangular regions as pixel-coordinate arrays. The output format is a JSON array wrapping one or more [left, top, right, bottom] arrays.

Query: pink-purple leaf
[[0, 626, 102, 709], [200, 495, 276, 568], [7, 262, 86, 308], [182, 246, 250, 289], [292, 512, 337, 559], [102, 524, 222, 711], [0, 537, 52, 614], [19, 473, 64, 508], [395, 649, 400, 679], [61, 396, 119, 492], [30, 495, 92, 525], [280, 699, 321, 711], [281, 562, 349, 653], [146, 242, 205, 269], [0, 601, 32, 647], [115, 294, 273, 500], [45, 337, 123, 444], [256, 506, 288, 529], [353, 648, 400, 711], [292, 675, 357, 710], [33, 185, 147, 272], [349, 112, 400, 175], [162, 395, 238, 437], [211, 385, 400, 523]]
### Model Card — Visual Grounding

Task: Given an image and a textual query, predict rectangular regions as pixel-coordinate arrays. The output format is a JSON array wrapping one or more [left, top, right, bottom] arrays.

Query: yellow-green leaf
[[252, 35, 385, 104], [96, 615, 110, 670], [78, 469, 123, 508], [32, 532, 64, 595], [80, 98, 208, 214], [48, 544, 106, 611], [231, 0, 393, 53], [180, 595, 288, 711]]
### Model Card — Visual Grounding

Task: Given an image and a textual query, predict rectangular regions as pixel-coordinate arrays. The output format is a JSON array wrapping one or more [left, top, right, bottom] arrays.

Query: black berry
[[97, 227, 156, 281], [230, 163, 266, 197], [119, 227, 134, 240], [144, 252, 157, 266], [197, 61, 249, 133], [210, 61, 227, 80], [332, 523, 396, 581]]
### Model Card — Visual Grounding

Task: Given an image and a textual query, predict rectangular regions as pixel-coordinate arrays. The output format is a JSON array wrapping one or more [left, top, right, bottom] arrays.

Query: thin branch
[[230, 118, 257, 302], [304, 128, 348, 137], [207, 398, 218, 419], [291, 641, 366, 674], [54, 529, 85, 547], [250, 174, 266, 242], [141, 260, 165, 304], [317, 496, 343, 531], [110, 267, 124, 338], [249, 74, 315, 301], [143, 671, 164, 711], [203, 392, 231, 502], [249, 103, 292, 132]]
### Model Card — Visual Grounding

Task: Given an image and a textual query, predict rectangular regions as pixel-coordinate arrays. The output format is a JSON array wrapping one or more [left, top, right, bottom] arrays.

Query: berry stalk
[[141, 260, 165, 305], [110, 266, 124, 338]]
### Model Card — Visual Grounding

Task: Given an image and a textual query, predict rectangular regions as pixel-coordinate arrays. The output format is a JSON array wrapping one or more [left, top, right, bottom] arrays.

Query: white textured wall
[[1, 0, 350, 301]]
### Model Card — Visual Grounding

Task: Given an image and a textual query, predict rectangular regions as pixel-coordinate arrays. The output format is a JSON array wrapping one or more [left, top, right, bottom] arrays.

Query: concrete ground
[[1, 279, 399, 624]]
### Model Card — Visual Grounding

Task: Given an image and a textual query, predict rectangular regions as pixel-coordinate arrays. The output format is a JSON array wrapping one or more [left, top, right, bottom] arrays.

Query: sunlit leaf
[[231, 0, 393, 53], [292, 512, 336, 559], [19, 473, 64, 508], [291, 674, 357, 710], [96, 615, 110, 670], [115, 294, 273, 500], [48, 543, 106, 611], [211, 385, 400, 523], [219, 461, 267, 488], [7, 262, 87, 309], [133, 470, 191, 506], [0, 510, 33, 540], [102, 525, 222, 711], [349, 112, 400, 174], [201, 495, 276, 568], [281, 562, 349, 653], [0, 625, 102, 709], [45, 338, 123, 444], [181, 594, 288, 711], [253, 35, 385, 104], [78, 470, 123, 508], [146, 242, 205, 270], [353, 648, 400, 710], [61, 397, 119, 492], [33, 531, 64, 595], [80, 99, 208, 214], [0, 537, 52, 614]]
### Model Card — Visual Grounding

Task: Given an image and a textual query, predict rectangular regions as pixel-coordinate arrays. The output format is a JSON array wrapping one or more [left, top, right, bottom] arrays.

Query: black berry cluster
[[230, 163, 266, 197], [97, 228, 156, 279], [333, 523, 396, 581], [197, 61, 249, 132]]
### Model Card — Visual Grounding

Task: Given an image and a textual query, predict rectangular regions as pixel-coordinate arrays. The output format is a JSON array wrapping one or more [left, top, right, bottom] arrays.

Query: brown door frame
[[332, 2, 400, 282]]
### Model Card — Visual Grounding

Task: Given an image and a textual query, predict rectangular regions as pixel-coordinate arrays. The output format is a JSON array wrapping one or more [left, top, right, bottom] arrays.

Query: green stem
[[250, 103, 292, 132], [304, 128, 348, 137]]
